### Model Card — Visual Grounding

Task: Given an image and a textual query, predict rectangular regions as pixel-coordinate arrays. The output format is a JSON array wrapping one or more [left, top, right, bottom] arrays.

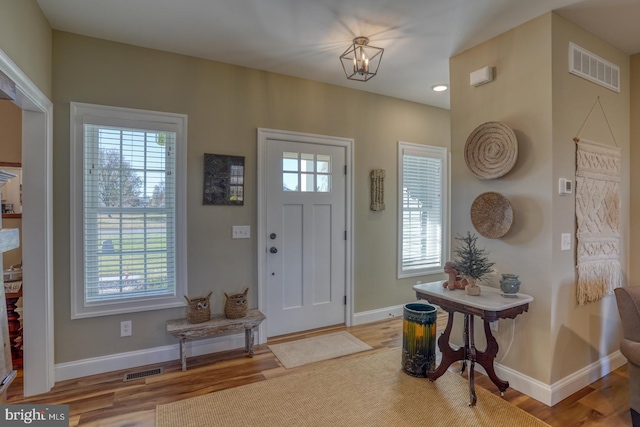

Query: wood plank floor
[[7, 316, 633, 426]]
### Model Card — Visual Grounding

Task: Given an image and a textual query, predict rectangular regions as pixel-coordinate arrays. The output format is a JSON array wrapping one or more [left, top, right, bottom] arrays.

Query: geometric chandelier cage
[[339, 36, 384, 82]]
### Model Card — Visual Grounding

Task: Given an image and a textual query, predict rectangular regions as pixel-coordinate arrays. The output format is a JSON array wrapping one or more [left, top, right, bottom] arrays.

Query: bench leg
[[245, 328, 255, 357], [180, 338, 187, 371]]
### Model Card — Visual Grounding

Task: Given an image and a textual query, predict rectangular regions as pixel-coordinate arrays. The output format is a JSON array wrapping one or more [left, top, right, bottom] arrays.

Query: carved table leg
[[427, 311, 465, 381], [467, 314, 477, 406], [461, 314, 469, 375], [477, 320, 509, 393]]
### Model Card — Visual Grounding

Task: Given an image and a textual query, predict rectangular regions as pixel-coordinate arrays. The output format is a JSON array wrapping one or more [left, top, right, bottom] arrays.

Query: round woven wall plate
[[464, 121, 518, 179], [470, 192, 513, 239]]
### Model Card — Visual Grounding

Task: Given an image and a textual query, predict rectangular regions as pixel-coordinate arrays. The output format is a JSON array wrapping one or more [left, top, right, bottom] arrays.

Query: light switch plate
[[232, 225, 251, 239], [561, 233, 571, 251]]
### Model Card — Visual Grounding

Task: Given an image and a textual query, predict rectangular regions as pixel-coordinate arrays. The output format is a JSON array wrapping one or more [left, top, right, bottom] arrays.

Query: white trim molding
[[0, 47, 54, 396], [475, 350, 627, 406], [353, 304, 407, 325], [55, 332, 255, 381]]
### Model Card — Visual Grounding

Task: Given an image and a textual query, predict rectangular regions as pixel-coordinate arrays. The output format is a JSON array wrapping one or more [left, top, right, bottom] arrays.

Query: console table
[[167, 309, 265, 371], [414, 281, 533, 406]]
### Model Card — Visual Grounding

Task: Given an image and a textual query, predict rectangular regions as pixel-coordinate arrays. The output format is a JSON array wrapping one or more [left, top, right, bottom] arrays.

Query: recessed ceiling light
[[431, 84, 448, 92]]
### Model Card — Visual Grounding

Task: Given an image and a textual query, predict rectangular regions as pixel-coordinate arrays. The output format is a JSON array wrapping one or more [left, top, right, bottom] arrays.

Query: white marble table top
[[413, 280, 533, 311]]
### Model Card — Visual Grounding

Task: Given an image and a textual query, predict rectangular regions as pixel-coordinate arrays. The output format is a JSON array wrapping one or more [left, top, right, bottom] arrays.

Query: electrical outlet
[[490, 320, 498, 332], [120, 320, 132, 337], [561, 233, 571, 251], [232, 225, 251, 239]]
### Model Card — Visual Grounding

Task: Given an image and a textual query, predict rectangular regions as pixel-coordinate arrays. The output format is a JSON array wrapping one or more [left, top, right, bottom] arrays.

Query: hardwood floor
[[7, 316, 633, 426]]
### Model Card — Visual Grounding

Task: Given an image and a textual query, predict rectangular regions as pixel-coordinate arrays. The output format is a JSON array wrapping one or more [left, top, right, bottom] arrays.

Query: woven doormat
[[267, 331, 372, 369]]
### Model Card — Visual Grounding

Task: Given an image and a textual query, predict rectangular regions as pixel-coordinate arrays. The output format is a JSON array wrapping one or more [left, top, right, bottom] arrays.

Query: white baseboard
[[55, 309, 626, 407], [353, 301, 436, 325], [547, 349, 627, 406], [475, 350, 627, 406], [56, 303, 417, 380], [353, 304, 405, 325], [55, 332, 249, 381]]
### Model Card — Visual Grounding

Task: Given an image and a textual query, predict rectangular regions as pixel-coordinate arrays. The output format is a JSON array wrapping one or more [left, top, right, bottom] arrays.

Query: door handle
[[270, 247, 278, 254], [270, 233, 277, 240]]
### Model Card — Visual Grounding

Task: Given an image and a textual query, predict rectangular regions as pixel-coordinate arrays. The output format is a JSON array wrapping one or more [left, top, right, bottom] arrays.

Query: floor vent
[[569, 42, 620, 93], [123, 367, 163, 382]]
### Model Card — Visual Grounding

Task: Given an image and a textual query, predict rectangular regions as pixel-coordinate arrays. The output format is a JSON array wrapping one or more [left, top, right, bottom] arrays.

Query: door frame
[[257, 128, 354, 342], [0, 49, 54, 396]]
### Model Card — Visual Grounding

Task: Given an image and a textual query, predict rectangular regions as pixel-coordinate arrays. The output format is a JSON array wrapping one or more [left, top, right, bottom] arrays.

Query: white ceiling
[[36, 0, 640, 109]]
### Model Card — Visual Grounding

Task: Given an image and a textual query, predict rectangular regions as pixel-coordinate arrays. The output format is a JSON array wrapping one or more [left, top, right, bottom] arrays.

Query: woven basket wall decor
[[184, 292, 212, 324], [470, 192, 513, 239], [224, 288, 249, 319], [464, 121, 518, 179]]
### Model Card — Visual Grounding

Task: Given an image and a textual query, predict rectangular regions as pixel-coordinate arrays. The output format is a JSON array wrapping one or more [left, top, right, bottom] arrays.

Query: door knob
[[270, 247, 278, 254], [270, 233, 277, 240]]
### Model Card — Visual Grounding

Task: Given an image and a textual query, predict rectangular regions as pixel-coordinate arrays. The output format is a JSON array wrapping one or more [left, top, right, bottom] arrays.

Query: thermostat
[[559, 178, 573, 196]]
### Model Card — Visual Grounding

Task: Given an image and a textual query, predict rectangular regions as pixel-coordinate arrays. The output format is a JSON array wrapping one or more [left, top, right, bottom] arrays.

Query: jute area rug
[[267, 331, 372, 369], [156, 349, 550, 427]]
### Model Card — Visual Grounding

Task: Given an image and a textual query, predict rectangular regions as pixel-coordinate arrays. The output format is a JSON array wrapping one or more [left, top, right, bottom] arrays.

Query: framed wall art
[[203, 153, 245, 206]]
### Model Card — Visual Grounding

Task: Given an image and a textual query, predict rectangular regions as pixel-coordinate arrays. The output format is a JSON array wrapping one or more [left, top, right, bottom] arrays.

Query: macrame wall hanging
[[573, 97, 622, 305], [370, 169, 385, 211]]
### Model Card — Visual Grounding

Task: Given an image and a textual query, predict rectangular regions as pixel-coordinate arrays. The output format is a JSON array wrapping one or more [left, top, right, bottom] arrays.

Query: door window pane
[[283, 173, 299, 191], [317, 175, 330, 192], [301, 173, 315, 192], [282, 152, 333, 193], [317, 155, 331, 173], [283, 152, 298, 171]]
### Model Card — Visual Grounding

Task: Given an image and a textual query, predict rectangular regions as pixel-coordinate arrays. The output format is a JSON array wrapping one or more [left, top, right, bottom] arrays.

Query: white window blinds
[[83, 125, 176, 302], [70, 103, 187, 319], [398, 142, 447, 278]]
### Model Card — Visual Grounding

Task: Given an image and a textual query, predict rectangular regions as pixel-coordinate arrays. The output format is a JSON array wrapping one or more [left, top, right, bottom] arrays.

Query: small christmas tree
[[453, 231, 494, 282]]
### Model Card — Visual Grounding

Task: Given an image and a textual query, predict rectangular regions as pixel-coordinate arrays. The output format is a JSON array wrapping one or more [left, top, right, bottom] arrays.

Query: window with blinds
[[71, 103, 187, 318], [84, 126, 176, 302], [397, 142, 447, 278]]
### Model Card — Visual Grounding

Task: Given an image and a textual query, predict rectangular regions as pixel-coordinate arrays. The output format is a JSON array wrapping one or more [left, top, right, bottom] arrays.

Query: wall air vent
[[569, 42, 620, 93]]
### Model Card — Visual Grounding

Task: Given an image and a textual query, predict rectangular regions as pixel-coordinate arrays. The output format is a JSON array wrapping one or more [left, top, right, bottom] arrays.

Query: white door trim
[[0, 48, 54, 395], [257, 128, 354, 341]]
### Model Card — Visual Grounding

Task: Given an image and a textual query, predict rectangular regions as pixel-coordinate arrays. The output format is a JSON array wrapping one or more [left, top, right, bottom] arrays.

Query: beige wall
[[631, 53, 640, 285], [0, 0, 52, 98], [450, 13, 554, 383], [52, 31, 450, 363], [450, 12, 630, 386], [549, 13, 629, 383]]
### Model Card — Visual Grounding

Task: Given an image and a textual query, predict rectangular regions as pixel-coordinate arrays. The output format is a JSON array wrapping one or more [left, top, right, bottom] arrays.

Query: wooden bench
[[166, 309, 265, 371]]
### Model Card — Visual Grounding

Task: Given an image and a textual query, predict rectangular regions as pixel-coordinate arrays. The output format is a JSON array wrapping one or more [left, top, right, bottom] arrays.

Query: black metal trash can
[[401, 303, 437, 377]]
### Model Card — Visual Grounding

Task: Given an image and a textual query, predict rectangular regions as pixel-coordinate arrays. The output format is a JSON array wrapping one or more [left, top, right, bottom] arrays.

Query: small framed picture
[[203, 153, 245, 206]]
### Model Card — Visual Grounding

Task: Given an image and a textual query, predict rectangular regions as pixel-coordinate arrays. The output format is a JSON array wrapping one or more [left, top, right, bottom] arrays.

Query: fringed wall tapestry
[[575, 139, 622, 305]]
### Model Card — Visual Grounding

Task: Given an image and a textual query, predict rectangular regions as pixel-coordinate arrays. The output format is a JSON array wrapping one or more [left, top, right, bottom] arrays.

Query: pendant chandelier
[[339, 36, 384, 82]]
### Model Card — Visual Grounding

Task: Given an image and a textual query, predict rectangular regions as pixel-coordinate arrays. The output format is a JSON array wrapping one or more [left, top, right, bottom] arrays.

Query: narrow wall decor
[[575, 139, 622, 305], [370, 169, 385, 211], [203, 154, 245, 206]]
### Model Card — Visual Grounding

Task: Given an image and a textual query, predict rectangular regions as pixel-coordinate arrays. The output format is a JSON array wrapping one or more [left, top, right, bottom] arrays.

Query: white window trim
[[70, 102, 188, 319], [397, 141, 448, 279]]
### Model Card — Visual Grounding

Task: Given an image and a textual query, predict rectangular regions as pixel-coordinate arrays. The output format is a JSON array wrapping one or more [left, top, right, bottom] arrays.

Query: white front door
[[261, 132, 349, 337]]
